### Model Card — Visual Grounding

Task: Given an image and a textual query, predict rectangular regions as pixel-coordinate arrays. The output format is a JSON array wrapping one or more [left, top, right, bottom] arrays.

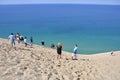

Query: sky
[[0, 0, 120, 5]]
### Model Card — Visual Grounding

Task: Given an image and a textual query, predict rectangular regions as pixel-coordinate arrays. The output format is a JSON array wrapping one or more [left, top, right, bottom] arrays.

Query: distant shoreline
[[0, 38, 119, 55]]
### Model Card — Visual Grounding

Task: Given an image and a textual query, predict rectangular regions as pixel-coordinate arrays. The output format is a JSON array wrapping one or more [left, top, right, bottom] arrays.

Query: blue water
[[0, 4, 120, 54]]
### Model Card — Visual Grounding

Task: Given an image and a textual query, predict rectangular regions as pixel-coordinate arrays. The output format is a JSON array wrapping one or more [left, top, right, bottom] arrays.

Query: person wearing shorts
[[57, 43, 62, 59], [8, 33, 15, 46], [72, 44, 78, 60], [24, 37, 27, 47]]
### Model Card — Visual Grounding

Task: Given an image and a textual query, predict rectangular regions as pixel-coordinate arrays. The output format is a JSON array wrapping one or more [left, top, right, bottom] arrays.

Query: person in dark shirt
[[51, 43, 55, 48], [30, 37, 33, 47], [57, 42, 62, 59], [41, 40, 45, 46]]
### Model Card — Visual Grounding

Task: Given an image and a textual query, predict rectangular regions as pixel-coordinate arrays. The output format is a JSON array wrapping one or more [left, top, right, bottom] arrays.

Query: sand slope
[[0, 38, 120, 80]]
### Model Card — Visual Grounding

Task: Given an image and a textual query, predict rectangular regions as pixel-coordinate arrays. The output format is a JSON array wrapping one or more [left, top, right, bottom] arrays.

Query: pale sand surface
[[0, 38, 120, 80]]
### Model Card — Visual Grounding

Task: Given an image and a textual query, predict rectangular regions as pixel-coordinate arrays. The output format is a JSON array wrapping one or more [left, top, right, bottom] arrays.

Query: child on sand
[[72, 44, 78, 60]]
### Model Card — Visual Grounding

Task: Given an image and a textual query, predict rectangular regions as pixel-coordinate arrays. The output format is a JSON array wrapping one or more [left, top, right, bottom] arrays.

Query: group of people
[[56, 43, 78, 60], [8, 33, 78, 60], [8, 33, 33, 47]]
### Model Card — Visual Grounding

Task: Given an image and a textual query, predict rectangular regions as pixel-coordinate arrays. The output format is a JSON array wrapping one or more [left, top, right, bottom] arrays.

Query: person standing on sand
[[72, 44, 78, 60], [20, 35, 24, 43], [57, 42, 62, 59], [111, 51, 114, 55], [24, 37, 27, 47], [8, 33, 15, 47], [51, 43, 55, 48], [41, 40, 45, 46], [16, 33, 20, 44], [30, 37, 33, 47]]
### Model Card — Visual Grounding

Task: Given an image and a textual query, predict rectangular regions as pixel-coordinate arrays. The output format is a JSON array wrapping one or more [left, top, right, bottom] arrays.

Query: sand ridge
[[0, 38, 120, 80]]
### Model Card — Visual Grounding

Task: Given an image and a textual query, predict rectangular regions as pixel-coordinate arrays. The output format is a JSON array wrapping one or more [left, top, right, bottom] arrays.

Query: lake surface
[[0, 4, 120, 54]]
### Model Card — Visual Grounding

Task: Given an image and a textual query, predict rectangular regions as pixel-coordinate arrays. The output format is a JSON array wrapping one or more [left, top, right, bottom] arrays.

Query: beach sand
[[0, 38, 120, 80]]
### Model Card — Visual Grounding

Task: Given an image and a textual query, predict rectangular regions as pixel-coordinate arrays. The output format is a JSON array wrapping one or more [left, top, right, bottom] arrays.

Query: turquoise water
[[0, 4, 120, 54]]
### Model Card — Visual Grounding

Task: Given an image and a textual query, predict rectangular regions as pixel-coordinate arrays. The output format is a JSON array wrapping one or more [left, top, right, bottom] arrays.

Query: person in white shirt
[[24, 37, 27, 47], [16, 33, 20, 44], [8, 33, 15, 46]]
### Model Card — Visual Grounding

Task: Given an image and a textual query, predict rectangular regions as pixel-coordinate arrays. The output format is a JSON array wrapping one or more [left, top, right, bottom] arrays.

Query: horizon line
[[0, 3, 120, 6]]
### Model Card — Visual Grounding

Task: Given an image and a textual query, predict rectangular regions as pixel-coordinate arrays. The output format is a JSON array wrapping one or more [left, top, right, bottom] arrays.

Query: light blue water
[[0, 4, 120, 54]]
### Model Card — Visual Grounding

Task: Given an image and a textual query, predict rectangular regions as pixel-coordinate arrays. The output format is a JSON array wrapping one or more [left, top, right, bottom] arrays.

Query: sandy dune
[[0, 38, 120, 80]]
